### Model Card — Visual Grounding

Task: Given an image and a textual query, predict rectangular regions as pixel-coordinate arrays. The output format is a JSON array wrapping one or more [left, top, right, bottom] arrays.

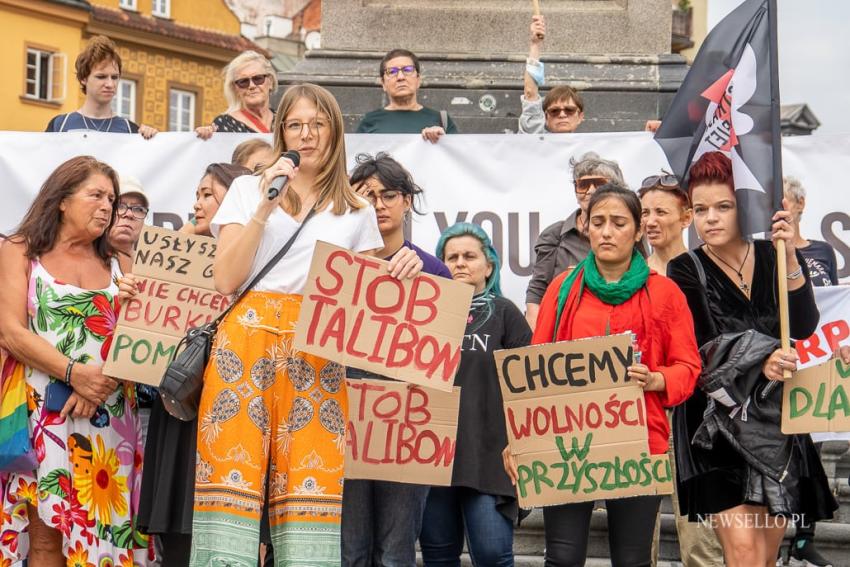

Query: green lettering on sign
[[789, 387, 813, 419]]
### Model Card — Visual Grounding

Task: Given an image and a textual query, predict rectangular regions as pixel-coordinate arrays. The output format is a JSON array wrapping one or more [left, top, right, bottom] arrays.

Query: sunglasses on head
[[640, 173, 679, 190], [574, 177, 608, 194], [234, 74, 268, 89], [545, 105, 580, 118]]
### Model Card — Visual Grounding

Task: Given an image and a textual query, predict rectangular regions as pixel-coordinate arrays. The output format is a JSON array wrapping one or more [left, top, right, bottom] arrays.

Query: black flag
[[655, 0, 782, 236]]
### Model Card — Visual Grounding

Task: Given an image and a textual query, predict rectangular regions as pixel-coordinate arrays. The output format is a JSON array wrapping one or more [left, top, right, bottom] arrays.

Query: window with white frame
[[111, 79, 137, 122], [169, 88, 196, 131], [25, 48, 66, 102], [119, 0, 137, 10], [152, 0, 170, 18]]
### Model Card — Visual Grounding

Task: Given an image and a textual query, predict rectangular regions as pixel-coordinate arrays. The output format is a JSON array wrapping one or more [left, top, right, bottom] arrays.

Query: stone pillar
[[282, 0, 689, 132]]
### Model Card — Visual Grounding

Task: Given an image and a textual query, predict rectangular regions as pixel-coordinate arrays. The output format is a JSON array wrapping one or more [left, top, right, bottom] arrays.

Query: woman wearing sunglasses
[[525, 152, 625, 329], [204, 51, 277, 135], [638, 173, 693, 274]]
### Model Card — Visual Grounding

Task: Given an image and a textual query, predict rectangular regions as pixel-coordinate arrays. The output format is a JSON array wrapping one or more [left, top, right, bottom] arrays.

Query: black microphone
[[267, 150, 301, 200]]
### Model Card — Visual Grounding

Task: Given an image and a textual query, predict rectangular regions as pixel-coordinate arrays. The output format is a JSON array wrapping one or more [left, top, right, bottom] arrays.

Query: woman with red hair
[[667, 151, 836, 566]]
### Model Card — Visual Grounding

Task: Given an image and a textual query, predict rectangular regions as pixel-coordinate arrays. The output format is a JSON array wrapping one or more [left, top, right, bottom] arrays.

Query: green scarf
[[553, 250, 650, 341]]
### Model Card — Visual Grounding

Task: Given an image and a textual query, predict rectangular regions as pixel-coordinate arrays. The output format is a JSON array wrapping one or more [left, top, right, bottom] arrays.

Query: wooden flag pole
[[776, 240, 792, 380], [768, 0, 792, 380], [531, 0, 544, 40]]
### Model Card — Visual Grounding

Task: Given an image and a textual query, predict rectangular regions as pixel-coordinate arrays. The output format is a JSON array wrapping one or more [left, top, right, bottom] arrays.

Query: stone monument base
[[280, 49, 689, 133]]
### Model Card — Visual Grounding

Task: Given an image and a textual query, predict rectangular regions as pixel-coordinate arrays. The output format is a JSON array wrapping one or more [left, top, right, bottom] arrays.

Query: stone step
[[511, 508, 850, 566]]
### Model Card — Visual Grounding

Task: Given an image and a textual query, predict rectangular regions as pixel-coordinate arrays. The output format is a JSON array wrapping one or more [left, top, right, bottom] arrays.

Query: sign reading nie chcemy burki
[[294, 241, 473, 392], [494, 333, 673, 508], [104, 226, 230, 385]]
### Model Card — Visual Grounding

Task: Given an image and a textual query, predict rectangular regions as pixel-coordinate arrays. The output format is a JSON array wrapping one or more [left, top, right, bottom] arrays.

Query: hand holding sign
[[494, 334, 673, 508], [294, 242, 473, 391], [104, 226, 230, 386]]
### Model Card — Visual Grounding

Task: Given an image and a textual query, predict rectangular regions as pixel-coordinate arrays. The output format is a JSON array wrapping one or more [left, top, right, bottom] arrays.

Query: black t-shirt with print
[[799, 240, 838, 286], [451, 295, 532, 520]]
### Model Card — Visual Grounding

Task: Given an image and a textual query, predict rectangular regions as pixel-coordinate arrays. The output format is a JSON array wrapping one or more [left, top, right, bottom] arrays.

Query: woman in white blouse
[[191, 83, 422, 566]]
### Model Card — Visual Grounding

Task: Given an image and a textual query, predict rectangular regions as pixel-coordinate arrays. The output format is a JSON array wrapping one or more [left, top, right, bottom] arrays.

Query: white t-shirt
[[211, 174, 384, 294]]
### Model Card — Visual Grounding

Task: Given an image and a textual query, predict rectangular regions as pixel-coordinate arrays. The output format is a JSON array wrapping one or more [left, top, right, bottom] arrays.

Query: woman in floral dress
[[0, 156, 148, 566]]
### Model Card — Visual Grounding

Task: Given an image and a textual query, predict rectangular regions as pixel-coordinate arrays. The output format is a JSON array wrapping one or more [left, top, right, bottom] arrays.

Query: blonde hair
[[268, 83, 364, 216], [222, 50, 277, 112]]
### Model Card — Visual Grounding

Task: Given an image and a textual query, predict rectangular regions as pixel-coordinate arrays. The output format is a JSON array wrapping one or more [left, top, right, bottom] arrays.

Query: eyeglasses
[[574, 177, 608, 195], [365, 190, 402, 207], [117, 203, 148, 219], [545, 106, 580, 118], [384, 65, 417, 78], [283, 119, 329, 135], [640, 173, 680, 190], [234, 74, 268, 89]]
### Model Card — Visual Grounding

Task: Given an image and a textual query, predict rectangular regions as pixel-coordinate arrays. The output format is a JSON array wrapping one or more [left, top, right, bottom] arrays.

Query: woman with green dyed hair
[[419, 223, 531, 566]]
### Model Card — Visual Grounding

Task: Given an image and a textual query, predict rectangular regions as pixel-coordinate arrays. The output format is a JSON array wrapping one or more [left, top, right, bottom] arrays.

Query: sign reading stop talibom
[[345, 378, 461, 485], [495, 333, 673, 508], [294, 241, 473, 391], [104, 226, 230, 385]]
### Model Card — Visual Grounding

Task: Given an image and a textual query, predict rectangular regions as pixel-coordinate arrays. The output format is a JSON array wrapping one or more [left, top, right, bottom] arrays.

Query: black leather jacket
[[679, 329, 796, 483]]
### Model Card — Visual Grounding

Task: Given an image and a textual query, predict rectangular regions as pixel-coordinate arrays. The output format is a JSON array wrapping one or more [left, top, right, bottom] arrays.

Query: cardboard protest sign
[[495, 333, 673, 508], [344, 378, 461, 485], [782, 357, 850, 434], [104, 226, 230, 385], [792, 285, 850, 441], [796, 286, 850, 368], [294, 241, 473, 392]]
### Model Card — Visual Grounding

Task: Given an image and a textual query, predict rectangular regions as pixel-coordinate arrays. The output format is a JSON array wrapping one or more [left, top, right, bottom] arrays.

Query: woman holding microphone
[[190, 83, 422, 566]]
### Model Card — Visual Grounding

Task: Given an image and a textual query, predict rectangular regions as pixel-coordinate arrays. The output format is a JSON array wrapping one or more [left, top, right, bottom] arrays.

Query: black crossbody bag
[[159, 208, 316, 421]]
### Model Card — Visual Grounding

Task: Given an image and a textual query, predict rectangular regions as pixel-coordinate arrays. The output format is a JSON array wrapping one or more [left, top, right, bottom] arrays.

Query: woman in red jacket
[[507, 183, 701, 566]]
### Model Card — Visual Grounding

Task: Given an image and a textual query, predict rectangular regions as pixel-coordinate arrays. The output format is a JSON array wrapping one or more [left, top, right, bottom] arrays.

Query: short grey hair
[[222, 50, 277, 112], [783, 176, 806, 202], [570, 151, 626, 185]]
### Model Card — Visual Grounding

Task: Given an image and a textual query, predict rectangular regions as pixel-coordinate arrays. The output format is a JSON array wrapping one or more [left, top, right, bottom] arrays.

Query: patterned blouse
[[212, 112, 273, 133]]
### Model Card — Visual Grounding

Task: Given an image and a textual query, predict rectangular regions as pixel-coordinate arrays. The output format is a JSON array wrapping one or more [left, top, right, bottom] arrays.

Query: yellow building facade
[[0, 0, 262, 132], [0, 0, 89, 131]]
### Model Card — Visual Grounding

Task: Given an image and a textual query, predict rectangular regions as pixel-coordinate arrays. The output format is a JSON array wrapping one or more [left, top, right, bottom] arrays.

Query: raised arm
[[524, 15, 545, 101], [519, 15, 547, 134]]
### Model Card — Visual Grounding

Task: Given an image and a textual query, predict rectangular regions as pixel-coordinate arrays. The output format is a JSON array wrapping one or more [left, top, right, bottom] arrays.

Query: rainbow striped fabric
[[0, 352, 36, 472]]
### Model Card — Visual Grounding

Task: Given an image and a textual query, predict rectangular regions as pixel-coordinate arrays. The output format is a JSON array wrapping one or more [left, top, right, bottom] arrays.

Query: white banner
[[1, 131, 848, 308]]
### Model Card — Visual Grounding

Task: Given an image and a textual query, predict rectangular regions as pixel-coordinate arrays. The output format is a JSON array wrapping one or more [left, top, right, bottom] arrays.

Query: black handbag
[[159, 208, 317, 421]]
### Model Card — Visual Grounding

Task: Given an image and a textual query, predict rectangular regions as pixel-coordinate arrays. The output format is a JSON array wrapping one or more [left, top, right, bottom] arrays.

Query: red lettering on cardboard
[[315, 250, 351, 295]]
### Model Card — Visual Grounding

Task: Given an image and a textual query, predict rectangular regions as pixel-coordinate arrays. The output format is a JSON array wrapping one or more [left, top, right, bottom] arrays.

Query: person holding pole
[[505, 184, 701, 566], [638, 175, 725, 567], [518, 11, 585, 135], [666, 152, 837, 567]]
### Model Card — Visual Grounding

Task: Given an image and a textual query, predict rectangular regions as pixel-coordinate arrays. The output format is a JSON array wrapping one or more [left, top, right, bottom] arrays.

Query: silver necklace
[[705, 242, 751, 294], [80, 112, 114, 132]]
